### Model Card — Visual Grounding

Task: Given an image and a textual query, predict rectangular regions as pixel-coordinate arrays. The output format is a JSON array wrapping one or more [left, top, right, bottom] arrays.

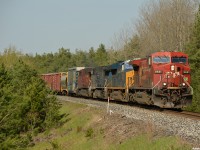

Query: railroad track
[[57, 95, 200, 120]]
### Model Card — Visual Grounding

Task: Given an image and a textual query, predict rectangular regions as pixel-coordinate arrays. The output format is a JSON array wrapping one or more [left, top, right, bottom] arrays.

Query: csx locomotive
[[41, 51, 193, 108]]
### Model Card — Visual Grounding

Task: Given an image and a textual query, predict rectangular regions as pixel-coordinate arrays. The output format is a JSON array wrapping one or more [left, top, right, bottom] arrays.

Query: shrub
[[85, 127, 94, 138], [0, 61, 63, 149]]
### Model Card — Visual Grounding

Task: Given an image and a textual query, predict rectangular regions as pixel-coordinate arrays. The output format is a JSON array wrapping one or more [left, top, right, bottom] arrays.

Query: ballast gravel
[[57, 96, 200, 146]]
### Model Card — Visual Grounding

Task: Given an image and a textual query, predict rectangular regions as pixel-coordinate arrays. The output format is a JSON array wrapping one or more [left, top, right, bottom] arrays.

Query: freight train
[[41, 51, 193, 108]]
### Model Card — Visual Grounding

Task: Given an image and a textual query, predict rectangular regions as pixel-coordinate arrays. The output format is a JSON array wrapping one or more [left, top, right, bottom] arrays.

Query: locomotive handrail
[[104, 79, 108, 87], [180, 75, 193, 95], [152, 75, 162, 91], [152, 73, 193, 96], [151, 75, 163, 98], [104, 79, 114, 88]]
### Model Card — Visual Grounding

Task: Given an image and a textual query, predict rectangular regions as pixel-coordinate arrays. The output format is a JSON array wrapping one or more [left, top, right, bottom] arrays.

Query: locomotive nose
[[161, 63, 190, 88]]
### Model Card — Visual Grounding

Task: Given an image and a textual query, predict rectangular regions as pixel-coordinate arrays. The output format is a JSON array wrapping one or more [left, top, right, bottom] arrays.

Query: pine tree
[[95, 44, 109, 66], [0, 60, 62, 148], [187, 6, 200, 112]]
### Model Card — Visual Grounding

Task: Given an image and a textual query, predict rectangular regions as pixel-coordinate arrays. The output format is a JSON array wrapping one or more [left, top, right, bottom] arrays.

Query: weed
[[85, 127, 94, 138], [49, 140, 60, 150], [99, 128, 104, 135], [77, 126, 82, 133]]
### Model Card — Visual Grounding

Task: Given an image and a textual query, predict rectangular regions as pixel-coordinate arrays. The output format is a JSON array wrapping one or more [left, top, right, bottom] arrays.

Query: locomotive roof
[[105, 61, 123, 70], [129, 51, 188, 66], [151, 51, 188, 57]]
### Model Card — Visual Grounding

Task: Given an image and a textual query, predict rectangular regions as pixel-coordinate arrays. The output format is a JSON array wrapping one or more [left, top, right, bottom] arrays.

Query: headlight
[[163, 82, 167, 86], [182, 83, 186, 86], [171, 65, 175, 71], [155, 70, 163, 74]]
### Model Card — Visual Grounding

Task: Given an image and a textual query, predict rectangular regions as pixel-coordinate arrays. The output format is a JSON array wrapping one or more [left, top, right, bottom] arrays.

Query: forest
[[0, 0, 200, 148]]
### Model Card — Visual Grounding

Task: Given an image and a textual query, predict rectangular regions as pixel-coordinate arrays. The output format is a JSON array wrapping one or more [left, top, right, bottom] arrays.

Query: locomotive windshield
[[171, 57, 187, 63], [153, 56, 170, 63]]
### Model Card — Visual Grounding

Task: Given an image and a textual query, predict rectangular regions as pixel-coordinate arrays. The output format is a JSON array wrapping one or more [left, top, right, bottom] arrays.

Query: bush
[[0, 61, 62, 148], [85, 127, 94, 138]]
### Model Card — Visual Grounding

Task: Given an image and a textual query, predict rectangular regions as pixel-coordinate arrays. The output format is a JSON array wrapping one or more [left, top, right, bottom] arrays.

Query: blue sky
[[0, 0, 148, 54]]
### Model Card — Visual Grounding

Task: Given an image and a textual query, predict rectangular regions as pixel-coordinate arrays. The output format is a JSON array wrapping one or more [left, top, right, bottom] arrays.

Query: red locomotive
[[129, 51, 193, 108]]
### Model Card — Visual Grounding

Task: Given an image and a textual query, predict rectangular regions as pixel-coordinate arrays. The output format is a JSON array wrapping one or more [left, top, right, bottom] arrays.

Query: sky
[[0, 0, 148, 54]]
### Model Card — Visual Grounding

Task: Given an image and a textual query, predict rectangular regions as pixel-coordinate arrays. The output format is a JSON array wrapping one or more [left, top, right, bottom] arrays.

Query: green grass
[[115, 135, 191, 150], [28, 101, 191, 150]]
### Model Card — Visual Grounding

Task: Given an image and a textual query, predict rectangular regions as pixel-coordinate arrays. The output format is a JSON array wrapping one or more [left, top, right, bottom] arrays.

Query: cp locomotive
[[42, 51, 193, 109]]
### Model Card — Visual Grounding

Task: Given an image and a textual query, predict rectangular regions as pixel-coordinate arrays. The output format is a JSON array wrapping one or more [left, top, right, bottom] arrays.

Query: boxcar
[[41, 72, 68, 95]]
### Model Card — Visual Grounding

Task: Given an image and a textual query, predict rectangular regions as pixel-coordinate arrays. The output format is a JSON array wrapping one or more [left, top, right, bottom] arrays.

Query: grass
[[115, 135, 191, 150], [28, 101, 191, 150]]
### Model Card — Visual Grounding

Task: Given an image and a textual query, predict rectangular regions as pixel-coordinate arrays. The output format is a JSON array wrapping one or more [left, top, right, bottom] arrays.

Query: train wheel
[[122, 93, 127, 101], [62, 91, 67, 96], [129, 94, 135, 102]]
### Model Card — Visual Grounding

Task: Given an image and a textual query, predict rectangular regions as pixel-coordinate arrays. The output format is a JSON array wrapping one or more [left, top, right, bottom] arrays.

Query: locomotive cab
[[151, 52, 193, 108]]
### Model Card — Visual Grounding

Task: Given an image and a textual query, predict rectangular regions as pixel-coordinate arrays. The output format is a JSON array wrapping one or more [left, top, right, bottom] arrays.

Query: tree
[[0, 46, 23, 68], [72, 49, 88, 67], [88, 47, 96, 67], [123, 34, 141, 59], [95, 44, 109, 66], [0, 60, 62, 148], [136, 0, 197, 56], [111, 24, 137, 59], [186, 5, 200, 112], [54, 47, 72, 72]]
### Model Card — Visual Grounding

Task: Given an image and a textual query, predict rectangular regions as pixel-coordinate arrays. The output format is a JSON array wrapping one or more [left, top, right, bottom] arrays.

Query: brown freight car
[[41, 72, 68, 95]]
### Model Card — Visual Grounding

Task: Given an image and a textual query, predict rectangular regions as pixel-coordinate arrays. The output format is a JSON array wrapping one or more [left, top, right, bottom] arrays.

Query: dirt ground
[[88, 110, 169, 145]]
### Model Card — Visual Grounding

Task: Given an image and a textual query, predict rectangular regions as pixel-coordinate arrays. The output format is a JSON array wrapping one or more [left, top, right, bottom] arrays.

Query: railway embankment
[[30, 98, 195, 149], [58, 96, 200, 146]]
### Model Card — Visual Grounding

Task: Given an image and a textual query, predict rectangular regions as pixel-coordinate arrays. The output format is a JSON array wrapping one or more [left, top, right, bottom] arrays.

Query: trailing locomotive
[[42, 51, 193, 109]]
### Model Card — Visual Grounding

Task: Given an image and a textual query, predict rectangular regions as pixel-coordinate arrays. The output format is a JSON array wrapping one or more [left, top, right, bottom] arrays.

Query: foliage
[[0, 46, 23, 68], [88, 47, 96, 67], [49, 140, 60, 149], [85, 127, 94, 138], [135, 0, 197, 55], [186, 6, 200, 112], [0, 60, 62, 149], [32, 44, 110, 73], [94, 44, 109, 66]]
